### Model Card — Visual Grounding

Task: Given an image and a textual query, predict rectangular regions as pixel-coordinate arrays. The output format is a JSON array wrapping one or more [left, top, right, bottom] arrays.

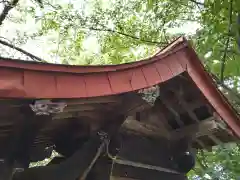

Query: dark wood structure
[[0, 37, 239, 180]]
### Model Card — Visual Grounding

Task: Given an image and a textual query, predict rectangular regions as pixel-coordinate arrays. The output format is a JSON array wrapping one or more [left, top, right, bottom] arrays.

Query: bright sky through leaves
[[0, 0, 200, 64]]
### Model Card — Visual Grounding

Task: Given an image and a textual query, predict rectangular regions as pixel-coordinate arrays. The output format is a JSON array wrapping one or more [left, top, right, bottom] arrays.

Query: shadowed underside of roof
[[0, 37, 239, 159]]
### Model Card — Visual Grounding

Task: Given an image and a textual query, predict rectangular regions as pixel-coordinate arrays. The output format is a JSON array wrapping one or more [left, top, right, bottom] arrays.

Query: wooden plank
[[141, 64, 161, 86], [129, 68, 148, 91], [84, 73, 112, 96], [108, 70, 133, 93], [154, 61, 173, 82], [59, 95, 123, 105], [64, 102, 118, 113], [119, 93, 152, 115], [24, 71, 56, 98], [53, 111, 105, 120], [163, 54, 184, 76], [56, 74, 87, 97], [63, 105, 99, 112]]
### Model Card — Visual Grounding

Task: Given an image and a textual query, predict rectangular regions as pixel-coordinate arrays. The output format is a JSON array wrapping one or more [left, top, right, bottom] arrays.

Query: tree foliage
[[188, 143, 240, 179], [0, 0, 240, 179]]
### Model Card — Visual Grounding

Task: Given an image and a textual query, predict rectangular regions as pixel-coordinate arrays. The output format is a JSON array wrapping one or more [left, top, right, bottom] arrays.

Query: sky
[[0, 0, 201, 64]]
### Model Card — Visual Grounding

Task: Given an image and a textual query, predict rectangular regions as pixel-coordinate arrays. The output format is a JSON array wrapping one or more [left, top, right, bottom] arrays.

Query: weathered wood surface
[[111, 134, 189, 180]]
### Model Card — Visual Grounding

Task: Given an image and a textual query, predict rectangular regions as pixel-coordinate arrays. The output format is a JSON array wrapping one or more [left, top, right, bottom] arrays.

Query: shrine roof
[[0, 36, 239, 140]]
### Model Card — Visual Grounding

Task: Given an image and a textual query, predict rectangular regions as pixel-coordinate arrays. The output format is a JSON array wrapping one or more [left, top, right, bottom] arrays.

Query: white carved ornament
[[138, 85, 160, 106], [30, 100, 67, 115]]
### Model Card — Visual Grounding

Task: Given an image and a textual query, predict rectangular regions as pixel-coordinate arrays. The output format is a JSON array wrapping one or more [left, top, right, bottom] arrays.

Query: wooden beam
[[156, 88, 211, 148], [119, 93, 152, 115], [170, 119, 218, 140], [158, 97, 184, 127], [53, 110, 106, 120], [195, 139, 206, 148], [121, 116, 170, 139], [63, 105, 98, 113], [64, 102, 118, 113], [58, 95, 123, 105]]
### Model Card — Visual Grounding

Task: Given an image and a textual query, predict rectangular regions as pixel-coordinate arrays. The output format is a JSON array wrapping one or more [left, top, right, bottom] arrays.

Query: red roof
[[0, 37, 240, 138]]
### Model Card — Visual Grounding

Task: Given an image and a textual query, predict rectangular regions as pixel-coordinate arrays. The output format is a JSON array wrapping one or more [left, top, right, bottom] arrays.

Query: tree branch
[[86, 27, 168, 45], [219, 49, 240, 55], [196, 150, 208, 175], [43, 0, 61, 10], [0, 38, 46, 62], [237, 13, 240, 51], [220, 0, 233, 82], [0, 0, 19, 26], [189, 0, 204, 6], [209, 72, 240, 103]]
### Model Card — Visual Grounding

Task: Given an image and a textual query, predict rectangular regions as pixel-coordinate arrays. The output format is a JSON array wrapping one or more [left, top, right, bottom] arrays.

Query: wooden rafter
[[172, 87, 223, 145], [158, 97, 184, 127]]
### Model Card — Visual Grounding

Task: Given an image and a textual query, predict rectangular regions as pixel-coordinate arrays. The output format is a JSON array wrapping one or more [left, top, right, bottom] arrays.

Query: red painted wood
[[154, 61, 173, 82], [56, 74, 87, 98], [0, 81, 25, 97], [0, 68, 25, 97], [128, 68, 148, 90], [0, 68, 23, 82], [108, 70, 133, 93], [184, 46, 240, 138], [175, 51, 189, 70], [142, 64, 161, 86], [84, 73, 112, 97], [24, 71, 57, 98], [164, 54, 184, 76]]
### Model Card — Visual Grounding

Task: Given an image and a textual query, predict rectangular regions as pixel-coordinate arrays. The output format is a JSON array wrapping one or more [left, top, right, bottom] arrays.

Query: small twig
[[220, 0, 233, 82], [196, 156, 207, 172], [0, 39, 46, 62], [219, 49, 239, 55], [43, 0, 60, 10], [0, 36, 11, 43], [86, 27, 167, 45], [0, 0, 19, 26]]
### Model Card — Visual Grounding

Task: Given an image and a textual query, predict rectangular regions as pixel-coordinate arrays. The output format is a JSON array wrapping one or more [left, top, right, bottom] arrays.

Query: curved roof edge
[[0, 37, 186, 73], [0, 36, 240, 138]]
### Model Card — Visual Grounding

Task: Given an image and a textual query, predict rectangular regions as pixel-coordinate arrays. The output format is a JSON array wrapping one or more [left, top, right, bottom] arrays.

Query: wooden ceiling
[[121, 73, 236, 149]]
